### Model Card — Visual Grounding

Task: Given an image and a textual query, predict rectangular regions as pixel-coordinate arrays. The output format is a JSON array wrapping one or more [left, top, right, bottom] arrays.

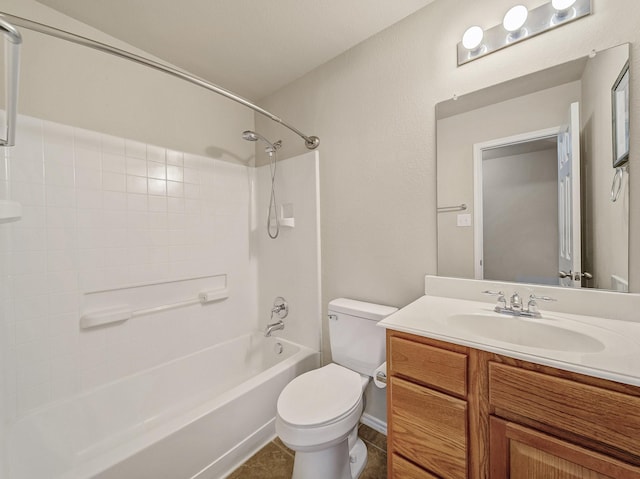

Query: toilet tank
[[328, 298, 398, 377]]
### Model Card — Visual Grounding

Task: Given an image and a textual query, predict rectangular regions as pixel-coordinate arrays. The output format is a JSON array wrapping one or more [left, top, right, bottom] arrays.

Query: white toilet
[[276, 298, 397, 479]]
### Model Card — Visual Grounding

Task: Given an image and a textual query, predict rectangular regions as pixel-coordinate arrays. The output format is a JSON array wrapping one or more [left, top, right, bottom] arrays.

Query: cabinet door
[[490, 417, 640, 479], [389, 376, 467, 479]]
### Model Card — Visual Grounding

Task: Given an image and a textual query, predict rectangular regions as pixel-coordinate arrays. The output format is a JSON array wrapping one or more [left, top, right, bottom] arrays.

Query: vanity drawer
[[389, 336, 467, 397], [489, 362, 640, 457], [391, 453, 441, 479], [389, 376, 467, 479]]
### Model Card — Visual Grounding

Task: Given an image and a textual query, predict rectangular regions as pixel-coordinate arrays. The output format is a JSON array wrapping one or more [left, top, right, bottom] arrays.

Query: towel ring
[[610, 167, 624, 202]]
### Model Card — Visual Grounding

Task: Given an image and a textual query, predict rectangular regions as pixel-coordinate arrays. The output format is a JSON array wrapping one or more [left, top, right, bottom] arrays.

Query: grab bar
[[437, 203, 467, 213], [0, 17, 21, 147], [80, 287, 229, 329]]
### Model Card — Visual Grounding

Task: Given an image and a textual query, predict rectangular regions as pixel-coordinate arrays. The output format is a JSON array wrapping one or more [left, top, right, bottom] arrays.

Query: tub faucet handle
[[271, 296, 289, 319]]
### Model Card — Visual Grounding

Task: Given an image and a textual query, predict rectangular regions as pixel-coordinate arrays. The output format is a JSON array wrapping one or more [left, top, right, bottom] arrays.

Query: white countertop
[[378, 294, 640, 387]]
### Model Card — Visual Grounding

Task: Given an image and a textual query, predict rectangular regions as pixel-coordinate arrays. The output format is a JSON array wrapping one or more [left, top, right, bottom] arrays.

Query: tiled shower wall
[[0, 114, 256, 422]]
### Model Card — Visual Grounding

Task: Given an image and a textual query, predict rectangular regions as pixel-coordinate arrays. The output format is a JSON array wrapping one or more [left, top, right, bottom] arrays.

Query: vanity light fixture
[[462, 25, 484, 51], [503, 5, 529, 40], [457, 0, 591, 66]]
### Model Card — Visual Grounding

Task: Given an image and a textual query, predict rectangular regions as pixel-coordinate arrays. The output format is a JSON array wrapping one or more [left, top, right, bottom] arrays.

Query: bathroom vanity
[[380, 277, 640, 479]]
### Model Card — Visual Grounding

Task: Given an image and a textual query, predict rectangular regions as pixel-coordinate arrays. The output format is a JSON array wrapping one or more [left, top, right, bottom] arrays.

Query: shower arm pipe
[[0, 17, 22, 147], [0, 13, 320, 150]]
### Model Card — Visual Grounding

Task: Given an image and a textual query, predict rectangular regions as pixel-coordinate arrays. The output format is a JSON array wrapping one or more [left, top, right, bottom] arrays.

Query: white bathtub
[[8, 333, 319, 479]]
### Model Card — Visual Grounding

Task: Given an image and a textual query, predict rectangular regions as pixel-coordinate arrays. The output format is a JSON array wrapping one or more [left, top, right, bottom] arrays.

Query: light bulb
[[462, 26, 484, 50], [503, 5, 528, 32], [552, 0, 577, 11]]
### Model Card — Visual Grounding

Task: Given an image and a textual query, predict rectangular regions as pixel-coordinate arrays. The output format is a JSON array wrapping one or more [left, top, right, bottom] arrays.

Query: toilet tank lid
[[328, 298, 398, 321]]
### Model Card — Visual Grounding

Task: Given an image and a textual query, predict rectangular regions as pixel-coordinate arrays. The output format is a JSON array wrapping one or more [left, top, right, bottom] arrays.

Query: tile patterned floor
[[227, 424, 387, 478]]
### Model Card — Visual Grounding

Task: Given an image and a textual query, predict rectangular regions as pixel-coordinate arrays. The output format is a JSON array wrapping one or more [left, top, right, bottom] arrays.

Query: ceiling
[[35, 0, 436, 101]]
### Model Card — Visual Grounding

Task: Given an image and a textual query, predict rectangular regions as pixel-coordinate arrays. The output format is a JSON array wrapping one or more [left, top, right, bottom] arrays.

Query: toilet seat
[[277, 363, 362, 428]]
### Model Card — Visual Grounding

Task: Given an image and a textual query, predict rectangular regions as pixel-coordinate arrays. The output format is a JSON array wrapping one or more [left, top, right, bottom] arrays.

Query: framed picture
[[612, 61, 630, 168]]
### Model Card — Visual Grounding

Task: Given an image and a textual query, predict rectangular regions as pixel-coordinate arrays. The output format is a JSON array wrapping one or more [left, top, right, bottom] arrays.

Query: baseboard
[[360, 413, 387, 436]]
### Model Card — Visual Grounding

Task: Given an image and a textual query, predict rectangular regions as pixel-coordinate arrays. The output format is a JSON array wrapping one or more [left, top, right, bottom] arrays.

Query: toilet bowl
[[275, 298, 397, 479]]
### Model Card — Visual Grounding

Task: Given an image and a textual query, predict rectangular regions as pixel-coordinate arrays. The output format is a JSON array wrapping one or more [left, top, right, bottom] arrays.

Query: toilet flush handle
[[375, 371, 387, 385]]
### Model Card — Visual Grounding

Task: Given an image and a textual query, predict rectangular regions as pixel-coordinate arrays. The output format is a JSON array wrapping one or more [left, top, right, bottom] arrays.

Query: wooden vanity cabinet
[[387, 331, 480, 479], [386, 330, 640, 479]]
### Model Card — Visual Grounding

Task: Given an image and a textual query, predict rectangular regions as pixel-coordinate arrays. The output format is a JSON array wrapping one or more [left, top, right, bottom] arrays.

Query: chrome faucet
[[482, 290, 556, 318], [264, 296, 288, 337], [265, 319, 285, 337]]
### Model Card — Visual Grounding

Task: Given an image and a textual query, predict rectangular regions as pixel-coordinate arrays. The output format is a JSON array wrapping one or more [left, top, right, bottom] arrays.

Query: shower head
[[241, 130, 280, 152], [242, 130, 259, 142]]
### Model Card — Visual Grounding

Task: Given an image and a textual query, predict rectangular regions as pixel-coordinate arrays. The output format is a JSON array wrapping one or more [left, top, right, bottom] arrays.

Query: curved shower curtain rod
[[0, 12, 320, 150]]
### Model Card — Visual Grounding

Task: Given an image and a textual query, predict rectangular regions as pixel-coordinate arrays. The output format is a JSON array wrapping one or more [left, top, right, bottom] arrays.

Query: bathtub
[[7, 333, 319, 479]]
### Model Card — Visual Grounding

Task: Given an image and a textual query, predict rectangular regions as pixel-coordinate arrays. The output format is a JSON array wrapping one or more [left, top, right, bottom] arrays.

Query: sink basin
[[446, 313, 606, 353]]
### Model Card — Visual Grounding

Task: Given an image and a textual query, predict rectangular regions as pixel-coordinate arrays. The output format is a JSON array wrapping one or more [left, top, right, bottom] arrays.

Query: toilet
[[276, 298, 397, 479]]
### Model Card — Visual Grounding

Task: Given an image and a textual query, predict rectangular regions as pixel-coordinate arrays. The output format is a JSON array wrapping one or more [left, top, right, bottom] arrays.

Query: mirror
[[436, 43, 630, 292]]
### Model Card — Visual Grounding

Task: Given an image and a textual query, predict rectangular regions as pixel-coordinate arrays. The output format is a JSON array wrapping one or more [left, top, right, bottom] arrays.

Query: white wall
[[256, 151, 322, 353], [0, 0, 255, 163], [581, 45, 629, 290], [256, 0, 640, 424]]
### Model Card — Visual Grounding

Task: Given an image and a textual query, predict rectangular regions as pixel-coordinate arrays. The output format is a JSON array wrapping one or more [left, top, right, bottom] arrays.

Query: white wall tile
[[43, 143, 74, 168], [75, 168, 102, 191], [147, 145, 166, 164], [183, 167, 200, 185], [45, 161, 75, 187], [125, 139, 147, 160], [46, 185, 76, 208], [126, 157, 147, 177], [12, 274, 48, 300], [102, 171, 126, 192], [102, 152, 126, 174], [46, 271, 79, 294], [166, 165, 183, 182], [10, 251, 47, 276], [148, 178, 166, 196], [101, 134, 125, 156], [10, 228, 46, 252], [103, 191, 127, 210], [148, 161, 166, 180], [11, 182, 45, 207], [166, 150, 184, 166], [76, 188, 103, 209], [47, 249, 77, 272], [47, 227, 77, 251], [9, 156, 44, 184], [148, 197, 167, 214], [167, 181, 184, 198], [5, 113, 256, 423], [126, 175, 147, 195], [74, 128, 101, 152], [167, 197, 185, 213], [46, 207, 76, 230]]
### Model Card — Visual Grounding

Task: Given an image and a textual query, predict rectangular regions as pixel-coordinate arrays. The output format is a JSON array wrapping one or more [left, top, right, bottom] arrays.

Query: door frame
[[473, 127, 562, 280]]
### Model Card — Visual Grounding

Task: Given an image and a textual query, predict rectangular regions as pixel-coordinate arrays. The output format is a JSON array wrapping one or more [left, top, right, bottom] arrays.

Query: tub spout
[[265, 320, 285, 337]]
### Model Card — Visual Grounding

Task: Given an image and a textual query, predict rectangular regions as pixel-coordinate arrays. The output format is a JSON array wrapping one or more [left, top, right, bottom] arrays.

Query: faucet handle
[[526, 294, 557, 316], [529, 294, 557, 302], [482, 290, 504, 296], [482, 290, 506, 308]]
